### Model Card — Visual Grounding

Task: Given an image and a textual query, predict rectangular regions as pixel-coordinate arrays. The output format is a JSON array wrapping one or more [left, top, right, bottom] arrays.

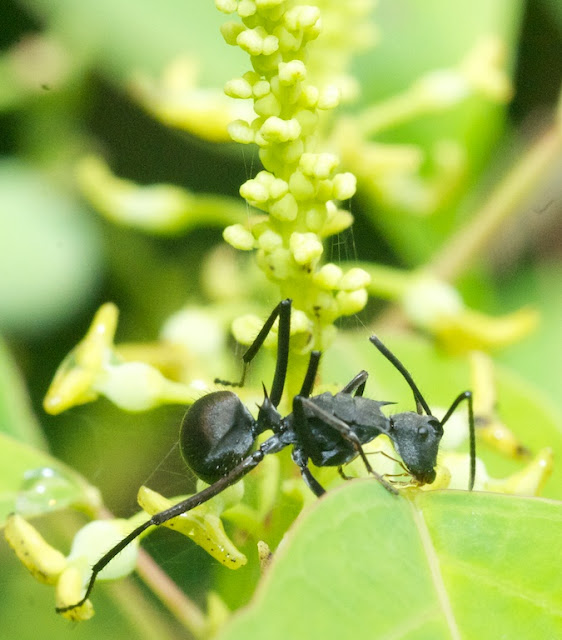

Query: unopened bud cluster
[[217, 0, 369, 330]]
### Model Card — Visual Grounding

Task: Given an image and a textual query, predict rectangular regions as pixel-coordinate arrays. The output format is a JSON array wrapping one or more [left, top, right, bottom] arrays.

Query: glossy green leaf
[[218, 481, 562, 640], [0, 433, 101, 525]]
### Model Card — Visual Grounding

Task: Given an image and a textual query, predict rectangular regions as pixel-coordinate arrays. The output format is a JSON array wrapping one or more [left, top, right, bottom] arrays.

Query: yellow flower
[[44, 302, 200, 414], [137, 485, 247, 569], [77, 155, 246, 235], [4, 515, 139, 621], [401, 274, 538, 353], [43, 302, 118, 414], [130, 57, 253, 143]]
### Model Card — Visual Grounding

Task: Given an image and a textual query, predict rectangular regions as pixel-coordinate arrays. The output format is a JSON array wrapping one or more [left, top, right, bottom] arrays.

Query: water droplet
[[15, 467, 76, 516]]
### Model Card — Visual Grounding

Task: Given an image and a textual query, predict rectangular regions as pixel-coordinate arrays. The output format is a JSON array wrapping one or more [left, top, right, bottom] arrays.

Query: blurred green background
[[1, 1, 561, 638]]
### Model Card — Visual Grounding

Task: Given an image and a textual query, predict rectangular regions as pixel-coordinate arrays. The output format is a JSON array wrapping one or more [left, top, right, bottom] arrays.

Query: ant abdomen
[[180, 391, 256, 484]]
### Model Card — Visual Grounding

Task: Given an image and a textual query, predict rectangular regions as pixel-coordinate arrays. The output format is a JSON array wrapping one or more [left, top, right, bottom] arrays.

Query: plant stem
[[106, 575, 182, 640], [135, 549, 207, 638], [97, 506, 207, 638], [429, 123, 562, 282]]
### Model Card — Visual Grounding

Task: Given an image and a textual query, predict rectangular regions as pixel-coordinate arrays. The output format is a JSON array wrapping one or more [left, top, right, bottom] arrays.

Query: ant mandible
[[57, 298, 475, 614]]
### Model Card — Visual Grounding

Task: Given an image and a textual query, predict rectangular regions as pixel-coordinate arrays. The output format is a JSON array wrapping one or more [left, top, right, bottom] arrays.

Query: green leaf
[[23, 0, 246, 84], [0, 336, 46, 449], [0, 159, 103, 334], [217, 481, 562, 640], [0, 433, 101, 525], [355, 0, 524, 264]]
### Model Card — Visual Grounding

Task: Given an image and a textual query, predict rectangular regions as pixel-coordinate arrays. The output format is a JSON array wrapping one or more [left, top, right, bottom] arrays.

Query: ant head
[[387, 412, 443, 485]]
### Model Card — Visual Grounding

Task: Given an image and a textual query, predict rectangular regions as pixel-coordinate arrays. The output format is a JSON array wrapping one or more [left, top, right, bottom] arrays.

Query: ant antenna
[[369, 336, 432, 416]]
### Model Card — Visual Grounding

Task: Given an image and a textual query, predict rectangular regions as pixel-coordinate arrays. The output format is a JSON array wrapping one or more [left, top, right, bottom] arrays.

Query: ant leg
[[301, 466, 326, 496], [338, 466, 352, 480], [56, 433, 288, 615], [440, 390, 476, 491], [292, 447, 326, 496], [215, 299, 291, 408], [340, 370, 368, 396], [369, 336, 432, 416], [299, 350, 321, 398], [294, 397, 398, 495]]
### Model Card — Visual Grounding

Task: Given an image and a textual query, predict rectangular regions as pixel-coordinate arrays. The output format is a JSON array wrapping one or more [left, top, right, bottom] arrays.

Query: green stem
[[192, 195, 251, 227], [355, 86, 432, 136], [355, 262, 411, 300], [429, 123, 562, 282], [106, 575, 181, 640], [135, 550, 207, 638], [98, 507, 208, 638]]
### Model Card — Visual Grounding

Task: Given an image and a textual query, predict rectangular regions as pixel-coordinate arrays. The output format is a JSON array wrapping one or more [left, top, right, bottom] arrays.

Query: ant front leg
[[215, 299, 291, 408], [440, 390, 476, 491], [340, 370, 368, 397], [298, 350, 321, 398]]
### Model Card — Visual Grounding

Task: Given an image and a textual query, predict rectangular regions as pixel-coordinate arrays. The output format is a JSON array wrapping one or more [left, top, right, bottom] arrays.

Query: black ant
[[56, 298, 475, 614]]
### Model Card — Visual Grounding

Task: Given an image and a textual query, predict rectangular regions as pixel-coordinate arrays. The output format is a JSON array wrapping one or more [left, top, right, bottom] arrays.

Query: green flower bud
[[240, 178, 270, 203], [284, 6, 321, 31], [215, 0, 238, 15], [280, 139, 304, 164], [269, 177, 289, 199], [238, 0, 257, 18], [313, 263, 343, 290], [278, 60, 307, 85], [323, 203, 353, 235], [257, 229, 283, 251], [274, 25, 302, 52], [220, 21, 245, 44], [300, 152, 339, 178], [252, 79, 271, 98], [260, 246, 292, 279], [224, 77, 253, 99], [254, 92, 282, 117], [260, 116, 301, 142], [270, 192, 298, 221], [339, 267, 371, 291], [290, 232, 323, 265], [300, 84, 319, 108], [336, 289, 368, 316], [228, 119, 255, 144], [305, 205, 325, 231], [333, 172, 357, 199], [223, 223, 256, 250], [256, 0, 285, 9], [315, 180, 333, 202], [237, 27, 274, 56], [288, 170, 315, 199]]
